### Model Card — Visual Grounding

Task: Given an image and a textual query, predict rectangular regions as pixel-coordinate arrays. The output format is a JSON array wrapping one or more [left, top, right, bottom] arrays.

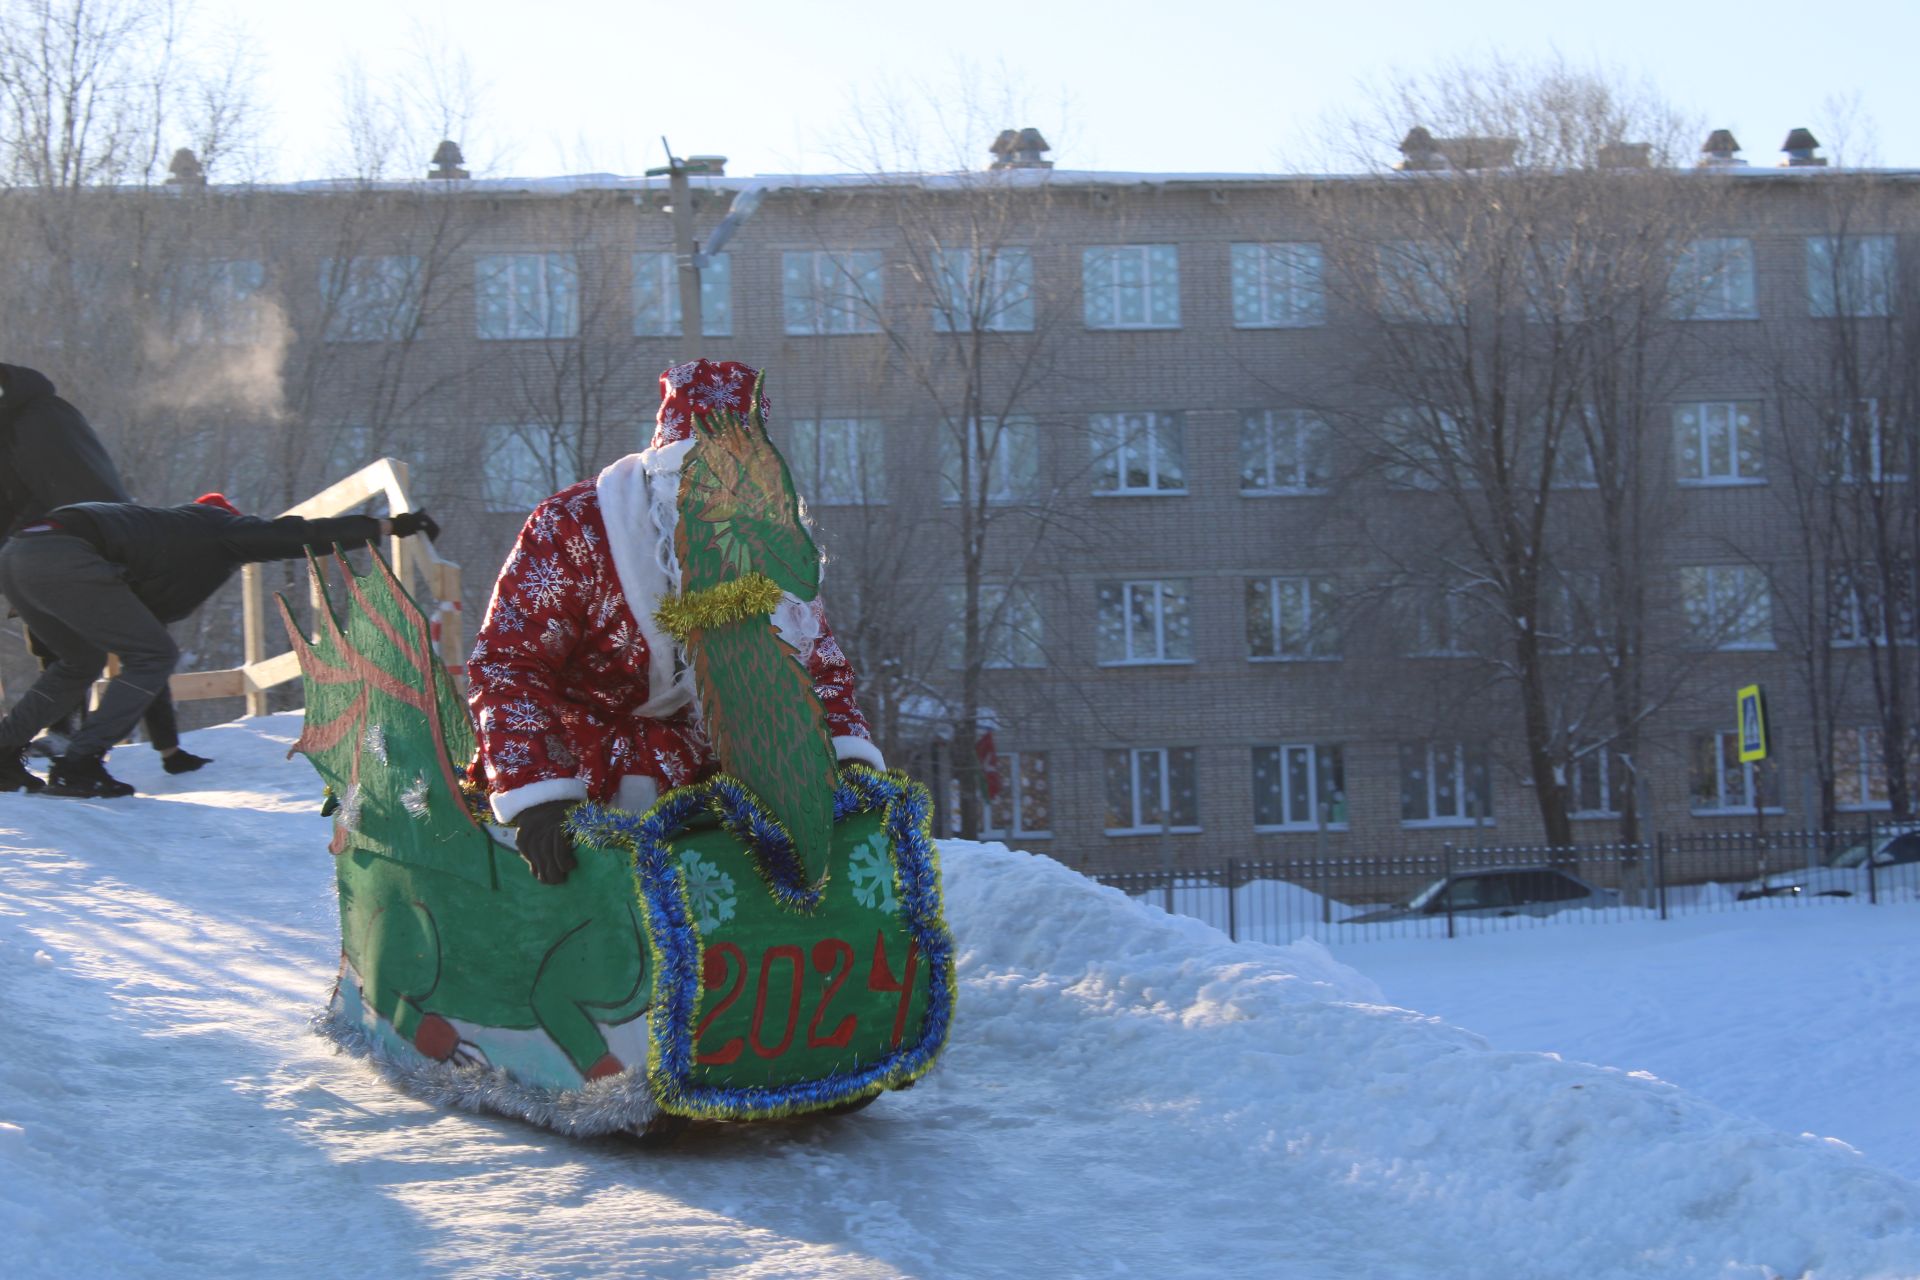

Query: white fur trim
[[595, 445, 698, 720], [613, 774, 660, 815], [833, 735, 887, 772], [490, 776, 589, 825]]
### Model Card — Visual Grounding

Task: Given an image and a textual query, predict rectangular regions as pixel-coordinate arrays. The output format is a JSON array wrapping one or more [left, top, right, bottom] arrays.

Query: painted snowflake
[[528, 505, 562, 543], [501, 699, 550, 733], [492, 596, 529, 633], [606, 619, 642, 660], [689, 379, 736, 414], [564, 535, 592, 565], [847, 835, 897, 912], [678, 850, 737, 933], [477, 661, 516, 688], [564, 490, 593, 520], [591, 589, 626, 630], [493, 739, 533, 772], [665, 360, 701, 390], [520, 555, 571, 611]]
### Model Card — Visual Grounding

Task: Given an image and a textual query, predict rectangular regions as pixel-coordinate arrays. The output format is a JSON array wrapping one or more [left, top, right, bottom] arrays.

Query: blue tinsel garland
[[566, 765, 956, 1122]]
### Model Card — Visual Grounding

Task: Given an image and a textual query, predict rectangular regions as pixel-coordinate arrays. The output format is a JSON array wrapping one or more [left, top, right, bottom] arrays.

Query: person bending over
[[0, 494, 439, 798]]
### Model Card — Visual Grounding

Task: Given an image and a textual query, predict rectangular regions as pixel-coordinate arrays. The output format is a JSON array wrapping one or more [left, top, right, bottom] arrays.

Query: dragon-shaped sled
[[283, 379, 953, 1139]]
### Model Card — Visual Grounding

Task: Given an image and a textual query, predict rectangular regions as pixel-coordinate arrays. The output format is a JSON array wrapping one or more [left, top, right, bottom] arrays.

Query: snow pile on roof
[[0, 715, 1916, 1278]]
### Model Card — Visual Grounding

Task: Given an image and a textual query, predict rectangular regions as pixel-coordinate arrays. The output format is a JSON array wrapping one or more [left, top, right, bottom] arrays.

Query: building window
[[1681, 565, 1773, 650], [1410, 584, 1477, 657], [633, 250, 731, 336], [783, 250, 884, 334], [1090, 411, 1186, 495], [1569, 749, 1625, 818], [1829, 400, 1909, 483], [1829, 562, 1917, 647], [1240, 410, 1331, 494], [1690, 730, 1781, 813], [475, 253, 579, 340], [1377, 240, 1458, 323], [1252, 744, 1347, 830], [1670, 238, 1758, 320], [1808, 235, 1895, 318], [1833, 727, 1920, 811], [1246, 576, 1340, 660], [940, 416, 1041, 504], [942, 583, 1045, 669], [978, 752, 1052, 839], [787, 418, 886, 506], [320, 255, 421, 342], [1675, 402, 1765, 485], [1082, 245, 1180, 329], [1399, 741, 1492, 826], [1551, 418, 1599, 489], [1104, 747, 1199, 833], [933, 247, 1034, 332], [1230, 242, 1325, 327], [1383, 407, 1471, 489], [482, 426, 578, 514], [167, 258, 267, 346], [1095, 579, 1193, 664]]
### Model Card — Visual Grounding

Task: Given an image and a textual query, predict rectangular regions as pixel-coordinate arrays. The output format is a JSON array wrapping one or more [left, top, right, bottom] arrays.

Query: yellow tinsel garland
[[654, 573, 785, 642]]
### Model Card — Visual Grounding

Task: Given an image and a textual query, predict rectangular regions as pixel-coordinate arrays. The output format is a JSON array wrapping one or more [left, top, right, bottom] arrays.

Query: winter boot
[[162, 749, 212, 775], [0, 746, 46, 792], [45, 753, 136, 799]]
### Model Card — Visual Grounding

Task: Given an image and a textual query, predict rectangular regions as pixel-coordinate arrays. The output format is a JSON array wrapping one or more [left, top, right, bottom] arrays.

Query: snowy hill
[[2, 715, 1918, 1279]]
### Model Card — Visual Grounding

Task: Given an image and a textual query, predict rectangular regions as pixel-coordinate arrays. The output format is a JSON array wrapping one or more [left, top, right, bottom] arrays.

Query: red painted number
[[867, 930, 921, 1048], [807, 939, 857, 1049], [695, 942, 746, 1065], [750, 945, 805, 1059]]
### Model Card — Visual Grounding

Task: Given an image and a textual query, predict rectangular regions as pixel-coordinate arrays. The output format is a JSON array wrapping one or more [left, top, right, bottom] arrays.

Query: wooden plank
[[170, 669, 247, 701], [244, 650, 303, 690]]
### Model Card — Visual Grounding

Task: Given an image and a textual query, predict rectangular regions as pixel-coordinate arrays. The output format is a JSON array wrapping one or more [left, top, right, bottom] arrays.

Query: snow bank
[[0, 719, 1917, 1278]]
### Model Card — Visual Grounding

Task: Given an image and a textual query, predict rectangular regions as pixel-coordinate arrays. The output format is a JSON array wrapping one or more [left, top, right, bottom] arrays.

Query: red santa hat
[[650, 358, 761, 450], [195, 492, 243, 516]]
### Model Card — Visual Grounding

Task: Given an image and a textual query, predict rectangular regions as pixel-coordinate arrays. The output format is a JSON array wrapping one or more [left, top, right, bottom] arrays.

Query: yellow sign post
[[1737, 684, 1769, 764]]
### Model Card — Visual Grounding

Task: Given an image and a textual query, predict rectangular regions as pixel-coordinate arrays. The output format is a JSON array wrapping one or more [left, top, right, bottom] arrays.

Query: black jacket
[[50, 501, 384, 623], [0, 364, 131, 538]]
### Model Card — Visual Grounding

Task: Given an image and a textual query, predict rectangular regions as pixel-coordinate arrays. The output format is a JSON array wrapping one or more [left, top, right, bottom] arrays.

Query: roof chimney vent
[[166, 147, 205, 187], [1780, 127, 1827, 167], [1699, 129, 1744, 168], [1397, 126, 1445, 171], [429, 139, 469, 180], [990, 128, 1052, 170], [1598, 142, 1652, 169]]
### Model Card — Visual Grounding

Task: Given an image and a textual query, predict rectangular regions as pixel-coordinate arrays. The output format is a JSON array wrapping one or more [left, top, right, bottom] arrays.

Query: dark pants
[[0, 534, 179, 759], [27, 627, 180, 750]]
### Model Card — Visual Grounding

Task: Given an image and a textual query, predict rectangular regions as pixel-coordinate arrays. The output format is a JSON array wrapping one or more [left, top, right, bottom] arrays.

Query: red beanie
[[195, 492, 243, 516], [650, 358, 761, 450]]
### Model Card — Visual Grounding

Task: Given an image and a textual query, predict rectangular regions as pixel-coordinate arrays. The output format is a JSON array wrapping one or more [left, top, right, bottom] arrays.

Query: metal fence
[[1089, 821, 1920, 945]]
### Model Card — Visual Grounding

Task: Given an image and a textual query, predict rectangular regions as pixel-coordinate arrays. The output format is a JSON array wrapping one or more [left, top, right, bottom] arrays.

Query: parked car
[[1736, 830, 1920, 900], [1344, 866, 1620, 924]]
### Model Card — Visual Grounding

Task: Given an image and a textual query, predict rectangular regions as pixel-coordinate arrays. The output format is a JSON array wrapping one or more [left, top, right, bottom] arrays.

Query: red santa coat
[[467, 433, 883, 824]]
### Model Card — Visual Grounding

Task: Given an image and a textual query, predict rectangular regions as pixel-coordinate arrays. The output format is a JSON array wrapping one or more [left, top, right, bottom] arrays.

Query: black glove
[[390, 510, 441, 541], [514, 799, 577, 885]]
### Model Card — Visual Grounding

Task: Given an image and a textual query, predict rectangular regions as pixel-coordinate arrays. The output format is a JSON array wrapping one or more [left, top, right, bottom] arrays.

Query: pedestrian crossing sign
[[1736, 684, 1768, 763]]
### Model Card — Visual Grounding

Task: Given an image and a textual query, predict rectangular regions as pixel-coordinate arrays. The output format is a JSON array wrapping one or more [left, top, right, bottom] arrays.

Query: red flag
[[974, 730, 1002, 800]]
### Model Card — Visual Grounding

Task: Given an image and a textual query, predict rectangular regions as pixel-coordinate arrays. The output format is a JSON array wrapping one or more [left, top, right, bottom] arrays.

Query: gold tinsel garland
[[653, 573, 784, 642]]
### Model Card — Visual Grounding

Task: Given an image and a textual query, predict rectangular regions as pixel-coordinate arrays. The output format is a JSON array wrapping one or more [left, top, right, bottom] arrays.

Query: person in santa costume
[[467, 358, 885, 885]]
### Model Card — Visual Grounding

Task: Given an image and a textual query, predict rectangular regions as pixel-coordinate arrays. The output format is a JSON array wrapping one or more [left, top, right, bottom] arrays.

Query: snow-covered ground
[[2, 715, 1918, 1279]]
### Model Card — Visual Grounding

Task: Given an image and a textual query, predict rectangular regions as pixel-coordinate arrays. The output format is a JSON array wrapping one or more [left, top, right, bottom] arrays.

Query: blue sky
[[203, 0, 1919, 179]]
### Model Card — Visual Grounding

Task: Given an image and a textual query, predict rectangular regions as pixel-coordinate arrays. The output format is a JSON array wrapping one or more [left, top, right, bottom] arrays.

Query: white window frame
[[1808, 235, 1895, 318], [1104, 746, 1200, 834], [1090, 411, 1187, 495], [1082, 244, 1181, 330], [1834, 726, 1894, 812], [475, 253, 579, 340], [1410, 586, 1476, 657], [1240, 410, 1332, 495], [632, 250, 732, 336], [1230, 242, 1325, 328], [1096, 579, 1193, 665], [1252, 743, 1348, 831], [783, 249, 885, 335], [943, 582, 1046, 670], [1246, 575, 1340, 661], [1568, 749, 1623, 819], [1670, 238, 1758, 320], [320, 255, 422, 343], [1691, 730, 1784, 814], [1832, 400, 1909, 484], [933, 247, 1035, 332], [1681, 565, 1773, 651], [941, 416, 1041, 505], [981, 750, 1053, 839], [787, 418, 887, 506], [1399, 741, 1493, 828], [1829, 562, 1918, 648], [1675, 401, 1766, 486]]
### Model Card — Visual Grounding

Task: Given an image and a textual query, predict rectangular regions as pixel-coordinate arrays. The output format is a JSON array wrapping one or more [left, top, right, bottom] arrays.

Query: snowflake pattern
[[564, 535, 593, 565], [492, 596, 528, 633], [540, 616, 575, 657], [665, 360, 701, 390], [477, 661, 516, 688], [494, 739, 533, 772], [501, 699, 550, 733], [677, 850, 737, 933], [528, 505, 562, 543], [520, 556, 571, 611], [847, 834, 897, 912], [689, 379, 734, 414], [591, 589, 626, 630]]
